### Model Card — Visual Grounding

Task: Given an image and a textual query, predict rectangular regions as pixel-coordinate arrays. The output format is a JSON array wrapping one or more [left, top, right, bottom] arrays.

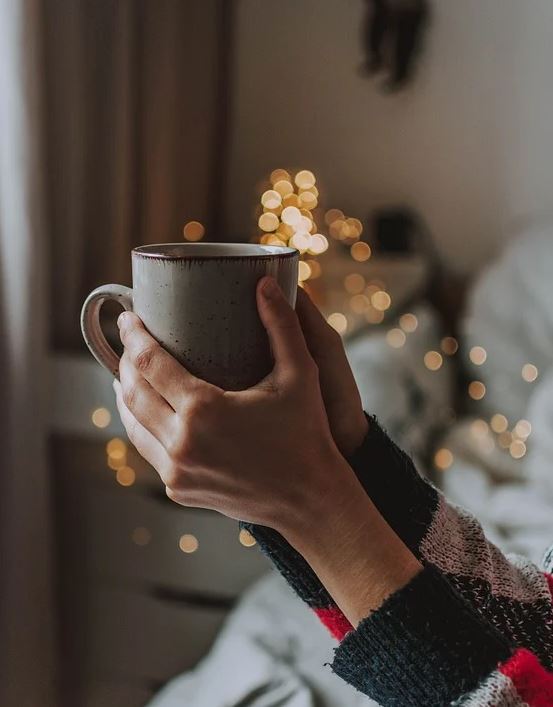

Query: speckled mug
[[81, 243, 299, 390]]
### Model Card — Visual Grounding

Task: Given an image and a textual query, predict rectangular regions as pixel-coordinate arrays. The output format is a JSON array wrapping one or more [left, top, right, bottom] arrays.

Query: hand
[[296, 288, 368, 457], [113, 276, 356, 536]]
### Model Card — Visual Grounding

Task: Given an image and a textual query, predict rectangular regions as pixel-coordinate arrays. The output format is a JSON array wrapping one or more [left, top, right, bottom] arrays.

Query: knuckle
[[166, 430, 192, 463], [122, 383, 139, 410], [133, 344, 158, 374]]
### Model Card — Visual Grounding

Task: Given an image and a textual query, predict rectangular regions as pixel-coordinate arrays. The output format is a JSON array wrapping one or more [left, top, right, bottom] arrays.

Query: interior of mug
[[132, 243, 297, 259]]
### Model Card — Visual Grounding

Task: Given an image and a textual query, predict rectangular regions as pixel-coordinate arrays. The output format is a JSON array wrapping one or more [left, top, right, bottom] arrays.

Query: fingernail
[[262, 277, 281, 300], [117, 312, 129, 330]]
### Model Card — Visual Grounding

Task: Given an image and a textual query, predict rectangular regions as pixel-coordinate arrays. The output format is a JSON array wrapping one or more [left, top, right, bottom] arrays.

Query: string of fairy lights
[[87, 166, 541, 553]]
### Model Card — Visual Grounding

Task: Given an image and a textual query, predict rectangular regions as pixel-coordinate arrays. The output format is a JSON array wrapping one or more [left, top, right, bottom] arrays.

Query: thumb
[[256, 276, 312, 376]]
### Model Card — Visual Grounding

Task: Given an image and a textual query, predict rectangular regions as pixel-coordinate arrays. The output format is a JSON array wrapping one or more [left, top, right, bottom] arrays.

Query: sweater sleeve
[[241, 416, 553, 704]]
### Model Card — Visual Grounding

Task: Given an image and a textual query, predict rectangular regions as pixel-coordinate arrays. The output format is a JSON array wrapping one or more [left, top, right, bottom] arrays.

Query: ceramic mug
[[80, 243, 299, 390]]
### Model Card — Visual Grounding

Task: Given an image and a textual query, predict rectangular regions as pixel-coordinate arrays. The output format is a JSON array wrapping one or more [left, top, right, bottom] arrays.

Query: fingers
[[117, 311, 203, 410], [295, 287, 344, 361], [256, 277, 313, 379], [113, 379, 170, 473], [118, 351, 176, 447]]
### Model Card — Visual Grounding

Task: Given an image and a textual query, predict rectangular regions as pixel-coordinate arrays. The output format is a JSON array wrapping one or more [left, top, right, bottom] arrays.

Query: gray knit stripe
[[454, 669, 528, 707]]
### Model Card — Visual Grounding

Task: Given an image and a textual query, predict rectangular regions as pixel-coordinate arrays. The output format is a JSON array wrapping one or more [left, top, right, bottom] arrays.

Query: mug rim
[[132, 243, 298, 260]]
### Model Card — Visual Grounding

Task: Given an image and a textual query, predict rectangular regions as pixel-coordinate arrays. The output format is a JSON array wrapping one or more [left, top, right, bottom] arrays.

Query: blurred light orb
[[514, 419, 532, 440], [386, 328, 406, 349], [183, 221, 205, 242], [132, 527, 151, 546], [282, 193, 301, 208], [258, 212, 280, 232], [266, 235, 287, 247], [471, 419, 490, 439], [298, 261, 312, 282], [468, 381, 486, 400], [273, 179, 294, 197], [277, 223, 294, 238], [298, 191, 317, 210], [299, 215, 313, 232], [329, 219, 346, 239], [490, 414, 509, 434], [498, 431, 513, 449], [351, 242, 372, 262], [261, 190, 282, 209], [424, 351, 443, 371], [434, 448, 454, 470], [305, 259, 322, 278], [270, 168, 290, 184], [365, 308, 385, 324], [308, 234, 328, 255], [522, 363, 539, 382], [509, 439, 527, 459], [469, 346, 487, 366], [294, 169, 316, 189], [441, 337, 459, 355], [92, 407, 111, 428], [327, 312, 348, 335], [324, 208, 344, 226], [106, 437, 126, 457], [281, 206, 302, 226], [300, 185, 319, 198], [399, 313, 418, 333], [344, 273, 366, 294], [179, 534, 199, 554], [346, 218, 363, 237], [290, 232, 311, 251], [350, 294, 371, 314], [108, 456, 126, 470], [371, 290, 391, 311], [116, 466, 136, 486], [238, 529, 257, 547]]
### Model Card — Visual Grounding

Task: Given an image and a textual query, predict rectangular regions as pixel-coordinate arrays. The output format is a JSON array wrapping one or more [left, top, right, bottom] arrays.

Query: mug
[[80, 243, 299, 390]]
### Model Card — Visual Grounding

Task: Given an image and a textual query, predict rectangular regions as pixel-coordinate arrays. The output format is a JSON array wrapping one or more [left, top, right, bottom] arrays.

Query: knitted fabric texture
[[241, 416, 553, 705]]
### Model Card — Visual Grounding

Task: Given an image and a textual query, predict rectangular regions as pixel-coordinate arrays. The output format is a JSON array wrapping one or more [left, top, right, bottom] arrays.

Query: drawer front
[[84, 586, 227, 684], [82, 485, 270, 596]]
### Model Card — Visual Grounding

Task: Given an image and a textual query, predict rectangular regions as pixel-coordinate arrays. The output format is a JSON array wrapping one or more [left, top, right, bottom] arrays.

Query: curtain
[[0, 1, 56, 705]]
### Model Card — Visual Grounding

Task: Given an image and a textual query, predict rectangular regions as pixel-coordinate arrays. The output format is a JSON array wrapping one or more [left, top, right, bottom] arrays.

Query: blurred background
[[2, 1, 553, 706]]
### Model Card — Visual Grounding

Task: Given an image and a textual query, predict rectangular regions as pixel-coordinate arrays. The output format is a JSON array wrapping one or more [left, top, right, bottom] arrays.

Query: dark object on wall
[[371, 207, 423, 253], [361, 0, 430, 91]]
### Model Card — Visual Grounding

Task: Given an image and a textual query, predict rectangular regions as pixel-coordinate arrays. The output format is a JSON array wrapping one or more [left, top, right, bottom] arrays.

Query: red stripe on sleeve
[[499, 648, 553, 706], [314, 607, 353, 641], [544, 572, 553, 598]]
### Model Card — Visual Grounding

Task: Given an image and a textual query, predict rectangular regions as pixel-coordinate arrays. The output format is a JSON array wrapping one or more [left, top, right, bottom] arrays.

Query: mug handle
[[80, 284, 133, 376]]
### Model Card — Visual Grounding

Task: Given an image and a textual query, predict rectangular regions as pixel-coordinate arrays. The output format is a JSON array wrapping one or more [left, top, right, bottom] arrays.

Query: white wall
[[225, 0, 553, 273]]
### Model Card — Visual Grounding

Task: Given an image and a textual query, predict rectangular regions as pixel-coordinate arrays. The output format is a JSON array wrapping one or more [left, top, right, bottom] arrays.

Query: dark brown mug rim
[[132, 243, 298, 260]]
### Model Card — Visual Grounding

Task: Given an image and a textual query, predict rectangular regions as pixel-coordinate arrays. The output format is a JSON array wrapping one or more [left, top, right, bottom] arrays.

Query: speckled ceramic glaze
[[81, 243, 299, 390]]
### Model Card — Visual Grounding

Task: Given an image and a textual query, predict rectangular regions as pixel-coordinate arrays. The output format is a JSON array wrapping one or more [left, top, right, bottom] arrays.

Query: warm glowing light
[[434, 448, 454, 470], [469, 346, 487, 366], [106, 438, 126, 457], [305, 259, 322, 278], [471, 419, 490, 439], [327, 312, 348, 335], [261, 190, 282, 209], [298, 191, 317, 210], [183, 221, 205, 242], [132, 527, 151, 546], [277, 223, 294, 238], [116, 466, 136, 486], [258, 212, 280, 232], [498, 431, 512, 449], [270, 168, 290, 184], [281, 206, 302, 226], [386, 328, 406, 348], [273, 179, 294, 197], [290, 232, 311, 251], [441, 337, 459, 355], [238, 529, 257, 547], [266, 235, 287, 247], [308, 234, 328, 254], [468, 381, 486, 400], [490, 414, 509, 434], [298, 261, 312, 282], [522, 363, 539, 382], [282, 193, 301, 208], [424, 351, 443, 371], [514, 419, 532, 440], [92, 407, 111, 428], [329, 219, 346, 239], [371, 290, 391, 311], [108, 456, 126, 470], [324, 208, 344, 225], [365, 308, 385, 324], [351, 242, 372, 262], [298, 215, 312, 232], [399, 313, 418, 333], [179, 534, 199, 553], [346, 218, 363, 237], [294, 170, 316, 189], [350, 294, 371, 314], [344, 273, 365, 294], [509, 440, 527, 459]]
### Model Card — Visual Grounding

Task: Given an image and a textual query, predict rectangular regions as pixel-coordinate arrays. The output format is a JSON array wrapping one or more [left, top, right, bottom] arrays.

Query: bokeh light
[[116, 466, 136, 486], [179, 534, 199, 554], [434, 448, 454, 470], [469, 346, 487, 366], [490, 414, 508, 434], [258, 212, 280, 232], [238, 529, 257, 547], [522, 363, 539, 382], [294, 170, 316, 189], [441, 337, 459, 355], [91, 407, 111, 428], [351, 242, 372, 262], [183, 221, 205, 242], [468, 381, 486, 400], [424, 351, 443, 371], [371, 290, 391, 311], [344, 273, 365, 294], [386, 328, 406, 349], [327, 312, 348, 335], [399, 313, 418, 333]]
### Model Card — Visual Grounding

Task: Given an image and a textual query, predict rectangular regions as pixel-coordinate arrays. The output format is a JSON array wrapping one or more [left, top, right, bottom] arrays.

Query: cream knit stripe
[[454, 670, 527, 707]]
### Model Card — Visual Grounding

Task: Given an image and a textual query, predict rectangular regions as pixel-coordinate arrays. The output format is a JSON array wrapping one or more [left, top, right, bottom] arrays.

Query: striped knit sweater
[[241, 417, 553, 706]]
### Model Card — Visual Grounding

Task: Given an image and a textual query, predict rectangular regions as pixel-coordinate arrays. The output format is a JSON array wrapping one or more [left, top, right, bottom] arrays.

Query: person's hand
[[113, 276, 359, 535], [296, 288, 368, 457]]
